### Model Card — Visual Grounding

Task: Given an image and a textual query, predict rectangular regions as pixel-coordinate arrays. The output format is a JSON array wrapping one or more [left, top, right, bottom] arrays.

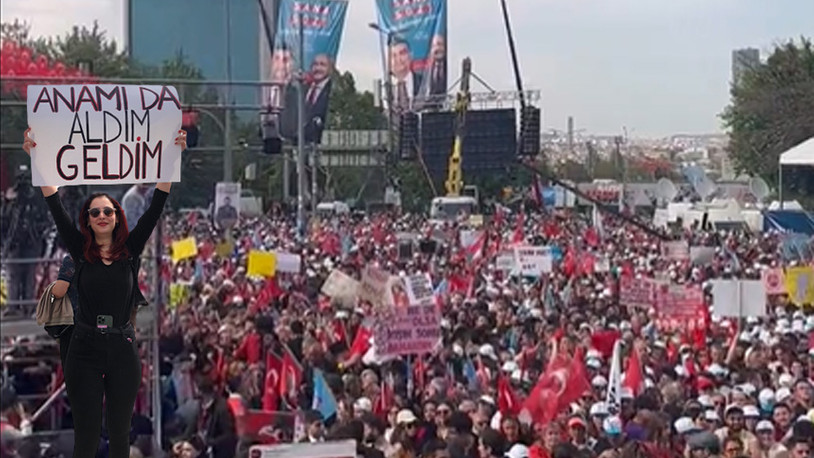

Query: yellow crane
[[444, 57, 471, 197]]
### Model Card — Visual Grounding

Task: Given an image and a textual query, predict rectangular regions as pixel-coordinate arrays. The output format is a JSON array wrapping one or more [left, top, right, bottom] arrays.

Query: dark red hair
[[78, 192, 130, 263]]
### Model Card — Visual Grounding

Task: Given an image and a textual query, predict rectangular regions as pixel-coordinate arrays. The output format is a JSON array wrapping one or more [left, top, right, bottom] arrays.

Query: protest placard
[[320, 270, 359, 308], [274, 252, 302, 274], [762, 268, 786, 295], [495, 250, 518, 273], [358, 265, 390, 308], [26, 84, 183, 186], [655, 283, 706, 331], [710, 280, 767, 317], [249, 440, 356, 458], [171, 237, 197, 263], [619, 276, 656, 309], [214, 182, 240, 229], [386, 276, 410, 308], [247, 250, 276, 278], [513, 246, 552, 276], [662, 240, 690, 261], [403, 274, 435, 306], [375, 304, 441, 357]]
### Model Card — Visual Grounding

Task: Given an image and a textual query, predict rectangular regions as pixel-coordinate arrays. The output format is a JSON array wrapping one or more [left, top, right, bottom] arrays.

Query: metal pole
[[283, 151, 291, 200], [296, 14, 306, 237], [151, 219, 163, 450], [311, 143, 319, 206], [223, 0, 234, 182], [779, 165, 784, 210]]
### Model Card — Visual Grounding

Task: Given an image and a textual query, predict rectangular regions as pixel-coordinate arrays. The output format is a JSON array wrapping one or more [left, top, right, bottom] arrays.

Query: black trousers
[[64, 324, 140, 458]]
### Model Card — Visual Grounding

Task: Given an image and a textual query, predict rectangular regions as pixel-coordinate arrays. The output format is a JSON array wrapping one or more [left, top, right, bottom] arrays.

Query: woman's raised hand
[[22, 127, 35, 155], [175, 129, 188, 150]]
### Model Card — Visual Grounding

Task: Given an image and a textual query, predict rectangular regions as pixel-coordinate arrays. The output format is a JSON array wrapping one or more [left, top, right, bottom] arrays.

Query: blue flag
[[312, 369, 337, 420], [463, 357, 478, 390]]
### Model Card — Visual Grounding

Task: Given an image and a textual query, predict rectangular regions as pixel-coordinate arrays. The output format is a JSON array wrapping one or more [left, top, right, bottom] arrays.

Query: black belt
[[75, 320, 133, 335]]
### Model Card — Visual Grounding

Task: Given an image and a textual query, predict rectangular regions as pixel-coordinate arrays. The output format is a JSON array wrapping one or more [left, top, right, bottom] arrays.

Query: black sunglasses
[[88, 207, 116, 218]]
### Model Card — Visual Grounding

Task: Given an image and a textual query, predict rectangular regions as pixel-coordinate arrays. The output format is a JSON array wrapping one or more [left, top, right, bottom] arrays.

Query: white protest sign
[[662, 240, 690, 261], [274, 252, 301, 274], [403, 274, 435, 306], [27, 84, 183, 186], [320, 270, 359, 307], [495, 250, 518, 273], [710, 280, 768, 317], [386, 276, 411, 308], [249, 440, 357, 458], [514, 246, 552, 277], [375, 304, 442, 357], [358, 265, 390, 309]]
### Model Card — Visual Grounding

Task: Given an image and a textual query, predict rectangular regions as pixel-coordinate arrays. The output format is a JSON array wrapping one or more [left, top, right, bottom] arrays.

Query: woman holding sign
[[22, 127, 186, 458]]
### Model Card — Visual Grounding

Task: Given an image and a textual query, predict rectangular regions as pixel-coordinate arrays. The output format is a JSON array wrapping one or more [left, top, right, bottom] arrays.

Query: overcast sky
[[3, 0, 812, 138]]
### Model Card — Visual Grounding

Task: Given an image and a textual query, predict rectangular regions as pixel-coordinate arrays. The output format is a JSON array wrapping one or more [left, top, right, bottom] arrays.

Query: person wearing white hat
[[504, 443, 529, 458], [753, 420, 787, 458]]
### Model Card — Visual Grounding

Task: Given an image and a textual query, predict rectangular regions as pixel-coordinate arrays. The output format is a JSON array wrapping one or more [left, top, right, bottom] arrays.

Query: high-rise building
[[126, 0, 277, 106], [731, 48, 760, 87]]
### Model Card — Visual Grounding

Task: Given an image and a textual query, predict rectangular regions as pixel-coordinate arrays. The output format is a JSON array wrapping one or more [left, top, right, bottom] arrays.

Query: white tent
[[779, 137, 814, 165]]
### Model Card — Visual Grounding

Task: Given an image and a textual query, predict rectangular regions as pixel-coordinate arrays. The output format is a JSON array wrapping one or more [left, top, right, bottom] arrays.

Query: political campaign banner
[[261, 0, 348, 145], [26, 84, 183, 186], [375, 0, 447, 110], [214, 182, 241, 229]]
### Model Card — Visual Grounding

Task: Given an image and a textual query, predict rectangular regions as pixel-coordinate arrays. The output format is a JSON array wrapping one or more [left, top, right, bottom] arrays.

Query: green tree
[[326, 71, 383, 130], [721, 38, 814, 196]]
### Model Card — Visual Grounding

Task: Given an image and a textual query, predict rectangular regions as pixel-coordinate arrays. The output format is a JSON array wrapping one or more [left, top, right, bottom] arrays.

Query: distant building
[[731, 48, 760, 87], [125, 0, 278, 108]]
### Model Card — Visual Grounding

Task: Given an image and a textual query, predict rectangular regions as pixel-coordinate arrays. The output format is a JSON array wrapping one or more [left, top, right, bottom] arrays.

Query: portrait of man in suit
[[304, 53, 334, 144], [389, 39, 415, 110]]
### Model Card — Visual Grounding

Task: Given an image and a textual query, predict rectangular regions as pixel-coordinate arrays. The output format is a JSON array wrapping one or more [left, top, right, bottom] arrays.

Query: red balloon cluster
[[0, 40, 95, 97]]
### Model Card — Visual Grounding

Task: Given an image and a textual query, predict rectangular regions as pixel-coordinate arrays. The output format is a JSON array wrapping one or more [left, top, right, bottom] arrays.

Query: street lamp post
[[296, 14, 307, 238], [368, 22, 395, 160]]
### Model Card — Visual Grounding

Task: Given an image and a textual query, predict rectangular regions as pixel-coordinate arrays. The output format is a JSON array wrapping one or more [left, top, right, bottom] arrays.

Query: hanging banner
[[26, 84, 183, 186], [655, 283, 706, 331], [214, 182, 241, 229], [784, 266, 814, 306], [375, 0, 448, 110], [619, 277, 657, 309], [261, 0, 348, 145], [375, 304, 441, 356]]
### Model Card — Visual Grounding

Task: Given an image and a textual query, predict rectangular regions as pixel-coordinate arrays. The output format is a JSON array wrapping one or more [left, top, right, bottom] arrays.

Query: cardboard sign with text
[[320, 270, 359, 308], [27, 84, 183, 186], [403, 273, 435, 306], [358, 265, 390, 309], [513, 245, 552, 277], [662, 240, 690, 261], [375, 304, 441, 357], [619, 276, 657, 309], [655, 283, 706, 331]]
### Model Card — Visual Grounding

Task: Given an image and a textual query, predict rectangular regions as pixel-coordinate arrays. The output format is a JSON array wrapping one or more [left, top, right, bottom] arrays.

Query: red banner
[[619, 277, 657, 309], [655, 283, 706, 331]]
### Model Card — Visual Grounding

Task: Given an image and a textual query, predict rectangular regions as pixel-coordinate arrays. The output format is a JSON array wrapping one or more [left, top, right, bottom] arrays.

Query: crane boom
[[444, 58, 471, 197]]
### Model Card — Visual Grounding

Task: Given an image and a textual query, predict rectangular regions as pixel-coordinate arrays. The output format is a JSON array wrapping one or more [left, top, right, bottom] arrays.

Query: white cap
[[698, 395, 714, 407], [743, 405, 760, 418], [704, 410, 721, 422], [758, 388, 775, 404], [592, 375, 608, 387], [779, 373, 794, 387], [586, 358, 602, 370], [589, 402, 609, 417], [776, 387, 792, 403], [755, 420, 775, 432], [354, 397, 372, 412], [674, 417, 697, 434], [396, 409, 418, 425], [501, 361, 519, 373], [479, 344, 498, 360], [620, 387, 634, 400], [505, 443, 530, 458]]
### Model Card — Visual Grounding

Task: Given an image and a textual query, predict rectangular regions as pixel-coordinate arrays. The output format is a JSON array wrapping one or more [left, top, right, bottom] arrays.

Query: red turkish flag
[[497, 375, 522, 415], [278, 350, 302, 405], [262, 353, 282, 411], [623, 347, 645, 396], [523, 353, 590, 424]]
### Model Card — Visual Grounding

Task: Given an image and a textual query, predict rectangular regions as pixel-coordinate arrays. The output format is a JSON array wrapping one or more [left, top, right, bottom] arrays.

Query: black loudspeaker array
[[397, 112, 419, 160], [419, 109, 516, 179], [520, 106, 541, 156]]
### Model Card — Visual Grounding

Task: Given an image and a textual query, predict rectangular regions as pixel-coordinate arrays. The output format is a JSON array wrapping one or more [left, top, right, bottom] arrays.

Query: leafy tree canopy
[[721, 38, 814, 197]]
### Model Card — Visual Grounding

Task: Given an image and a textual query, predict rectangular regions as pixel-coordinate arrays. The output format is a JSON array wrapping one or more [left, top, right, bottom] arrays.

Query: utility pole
[[311, 143, 319, 207], [567, 116, 574, 155], [223, 0, 233, 182], [296, 14, 306, 237]]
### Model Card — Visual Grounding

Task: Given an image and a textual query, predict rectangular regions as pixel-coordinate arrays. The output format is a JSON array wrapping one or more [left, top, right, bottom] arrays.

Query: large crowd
[[2, 193, 814, 458]]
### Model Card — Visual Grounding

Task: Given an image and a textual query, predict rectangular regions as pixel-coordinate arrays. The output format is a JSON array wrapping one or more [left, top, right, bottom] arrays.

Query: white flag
[[606, 340, 623, 414]]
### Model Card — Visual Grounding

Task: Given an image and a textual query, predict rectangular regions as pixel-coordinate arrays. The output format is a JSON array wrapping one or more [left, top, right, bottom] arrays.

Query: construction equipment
[[428, 58, 481, 223], [444, 57, 472, 197]]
